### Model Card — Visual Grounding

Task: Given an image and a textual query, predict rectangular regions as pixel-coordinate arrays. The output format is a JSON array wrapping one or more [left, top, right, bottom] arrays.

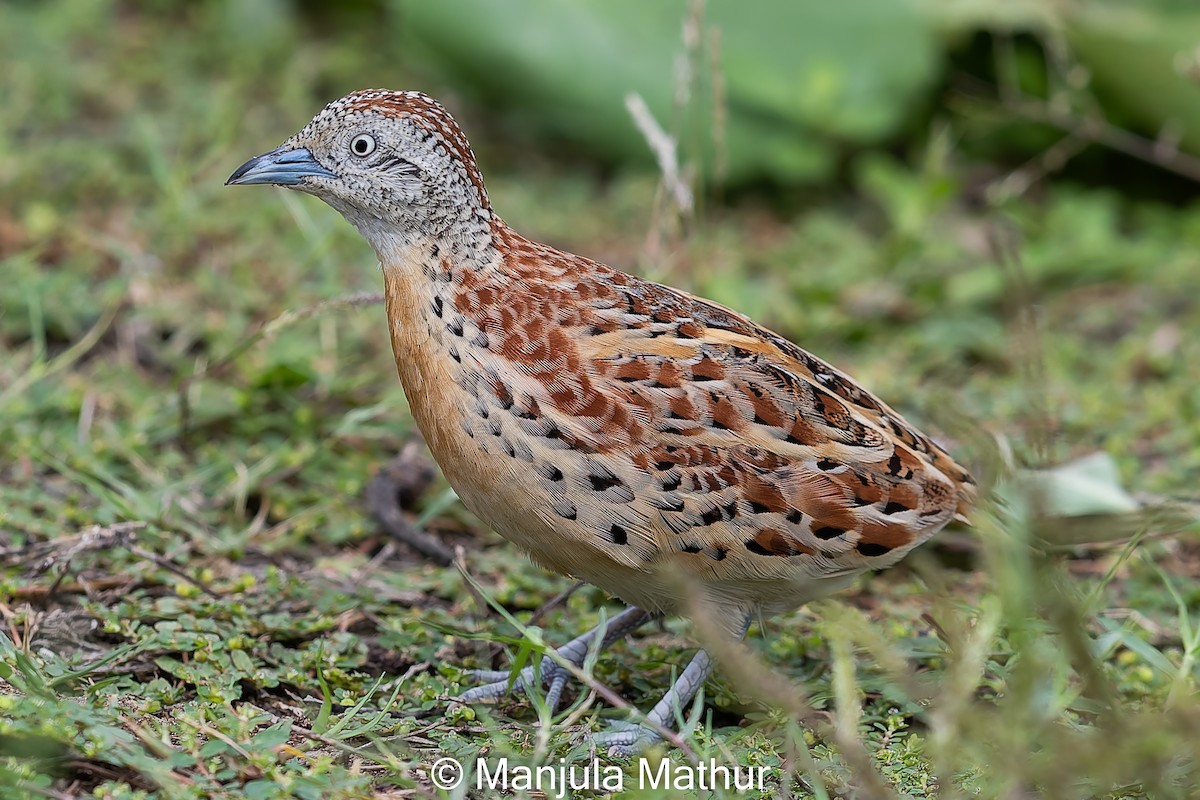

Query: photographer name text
[[428, 755, 769, 795]]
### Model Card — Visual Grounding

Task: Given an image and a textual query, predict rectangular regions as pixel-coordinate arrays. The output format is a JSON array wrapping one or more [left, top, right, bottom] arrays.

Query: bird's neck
[[372, 220, 509, 463], [370, 215, 506, 360], [367, 211, 505, 284]]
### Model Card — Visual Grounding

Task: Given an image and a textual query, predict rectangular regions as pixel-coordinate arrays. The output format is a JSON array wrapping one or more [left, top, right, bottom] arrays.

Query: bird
[[227, 89, 977, 754]]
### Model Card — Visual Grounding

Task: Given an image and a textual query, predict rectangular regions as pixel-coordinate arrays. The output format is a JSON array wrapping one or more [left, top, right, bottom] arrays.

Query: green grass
[[3, 2, 1200, 798]]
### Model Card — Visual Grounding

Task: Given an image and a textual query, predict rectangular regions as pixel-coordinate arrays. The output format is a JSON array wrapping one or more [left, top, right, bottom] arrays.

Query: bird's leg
[[594, 611, 753, 755], [458, 606, 652, 711]]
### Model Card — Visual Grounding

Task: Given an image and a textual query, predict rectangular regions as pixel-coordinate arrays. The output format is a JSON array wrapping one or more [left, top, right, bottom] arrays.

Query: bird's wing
[[453, 236, 975, 591], [553, 271, 978, 583]]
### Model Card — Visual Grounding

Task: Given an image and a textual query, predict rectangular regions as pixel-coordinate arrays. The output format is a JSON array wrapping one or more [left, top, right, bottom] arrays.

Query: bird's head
[[227, 90, 493, 248]]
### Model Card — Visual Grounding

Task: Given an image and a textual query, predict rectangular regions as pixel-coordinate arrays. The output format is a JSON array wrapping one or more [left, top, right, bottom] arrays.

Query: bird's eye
[[350, 134, 376, 157]]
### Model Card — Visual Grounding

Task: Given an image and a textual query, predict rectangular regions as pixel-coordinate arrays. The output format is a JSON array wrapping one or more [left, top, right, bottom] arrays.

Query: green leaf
[[1019, 451, 1140, 518], [1068, 5, 1200, 155], [400, 0, 941, 184], [252, 721, 293, 749]]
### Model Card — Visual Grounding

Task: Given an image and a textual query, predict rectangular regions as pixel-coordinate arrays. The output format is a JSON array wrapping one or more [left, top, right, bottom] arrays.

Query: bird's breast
[[379, 263, 632, 580]]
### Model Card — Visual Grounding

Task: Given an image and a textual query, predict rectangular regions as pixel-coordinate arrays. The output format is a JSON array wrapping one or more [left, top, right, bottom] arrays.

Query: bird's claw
[[458, 657, 573, 711], [456, 607, 654, 713], [590, 719, 662, 756]]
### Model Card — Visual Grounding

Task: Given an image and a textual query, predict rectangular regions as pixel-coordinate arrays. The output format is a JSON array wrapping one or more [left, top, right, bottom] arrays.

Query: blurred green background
[[3, 1, 1200, 798]]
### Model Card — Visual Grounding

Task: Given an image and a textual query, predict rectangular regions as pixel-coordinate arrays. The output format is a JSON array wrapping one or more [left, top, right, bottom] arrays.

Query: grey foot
[[593, 719, 665, 756], [461, 658, 572, 710], [457, 606, 651, 712], [591, 610, 753, 756], [592, 647, 715, 756]]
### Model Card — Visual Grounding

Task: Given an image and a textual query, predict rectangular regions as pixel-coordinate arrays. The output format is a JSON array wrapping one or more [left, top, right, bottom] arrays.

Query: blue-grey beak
[[226, 147, 336, 186]]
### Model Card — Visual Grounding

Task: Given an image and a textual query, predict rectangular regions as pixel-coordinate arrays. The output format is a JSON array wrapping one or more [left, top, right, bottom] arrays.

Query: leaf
[[1067, 5, 1200, 156], [1019, 451, 1140, 518], [252, 721, 293, 749], [399, 0, 941, 184], [242, 779, 285, 800], [1097, 616, 1178, 679], [251, 360, 314, 390], [199, 738, 231, 758], [230, 648, 255, 675], [312, 644, 333, 735]]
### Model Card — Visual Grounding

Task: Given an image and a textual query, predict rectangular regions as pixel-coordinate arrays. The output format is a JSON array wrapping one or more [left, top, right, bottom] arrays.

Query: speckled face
[[273, 90, 493, 241]]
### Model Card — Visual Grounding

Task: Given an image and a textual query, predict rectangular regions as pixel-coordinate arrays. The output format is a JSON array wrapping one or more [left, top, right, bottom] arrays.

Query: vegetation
[[2, 1, 1199, 798]]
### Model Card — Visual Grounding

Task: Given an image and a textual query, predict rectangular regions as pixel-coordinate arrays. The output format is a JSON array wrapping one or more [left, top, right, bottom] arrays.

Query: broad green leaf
[[399, 0, 940, 184], [1068, 5, 1200, 155], [1019, 451, 1140, 518]]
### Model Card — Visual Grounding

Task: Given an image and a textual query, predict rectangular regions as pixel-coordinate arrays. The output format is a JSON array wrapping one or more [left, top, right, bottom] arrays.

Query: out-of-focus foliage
[[397, 0, 941, 184], [387, 0, 1200, 186], [1067, 4, 1200, 153]]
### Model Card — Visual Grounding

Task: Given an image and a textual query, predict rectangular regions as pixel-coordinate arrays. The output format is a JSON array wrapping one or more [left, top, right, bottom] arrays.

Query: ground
[[2, 3, 1200, 799]]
